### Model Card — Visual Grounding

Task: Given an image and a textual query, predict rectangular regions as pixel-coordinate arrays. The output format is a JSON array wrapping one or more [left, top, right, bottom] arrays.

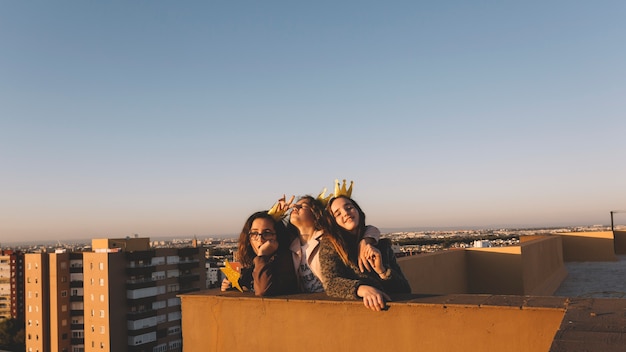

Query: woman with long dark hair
[[320, 195, 411, 311], [221, 210, 298, 296]]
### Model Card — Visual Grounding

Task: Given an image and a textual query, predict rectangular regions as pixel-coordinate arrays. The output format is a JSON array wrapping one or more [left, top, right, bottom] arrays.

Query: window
[[99, 262, 104, 270]]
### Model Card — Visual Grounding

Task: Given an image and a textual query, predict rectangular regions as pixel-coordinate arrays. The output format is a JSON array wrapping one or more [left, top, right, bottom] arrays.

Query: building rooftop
[[550, 254, 626, 351], [180, 232, 626, 351], [554, 254, 626, 298]]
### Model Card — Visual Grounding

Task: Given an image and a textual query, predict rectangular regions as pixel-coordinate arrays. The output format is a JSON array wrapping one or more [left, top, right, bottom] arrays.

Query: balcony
[[126, 278, 157, 291], [180, 232, 626, 352]]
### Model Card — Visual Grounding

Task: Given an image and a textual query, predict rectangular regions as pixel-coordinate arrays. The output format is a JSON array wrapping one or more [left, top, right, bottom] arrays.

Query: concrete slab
[[554, 255, 626, 298]]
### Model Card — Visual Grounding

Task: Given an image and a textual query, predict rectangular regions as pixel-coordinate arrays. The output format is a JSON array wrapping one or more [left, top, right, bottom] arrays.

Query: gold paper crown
[[267, 202, 287, 221], [316, 188, 333, 206], [334, 179, 353, 198]]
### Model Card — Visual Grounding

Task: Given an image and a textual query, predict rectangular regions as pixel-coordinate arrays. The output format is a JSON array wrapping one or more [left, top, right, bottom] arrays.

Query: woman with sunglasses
[[221, 210, 298, 296]]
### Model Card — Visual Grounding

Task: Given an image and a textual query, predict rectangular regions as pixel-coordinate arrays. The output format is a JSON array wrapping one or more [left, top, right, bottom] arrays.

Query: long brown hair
[[236, 211, 288, 267], [324, 195, 367, 265]]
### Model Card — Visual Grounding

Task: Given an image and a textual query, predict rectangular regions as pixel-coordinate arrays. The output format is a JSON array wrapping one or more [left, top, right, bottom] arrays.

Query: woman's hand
[[359, 241, 385, 274], [358, 238, 377, 272], [221, 278, 231, 292], [356, 285, 391, 312], [277, 194, 295, 212], [256, 239, 279, 257]]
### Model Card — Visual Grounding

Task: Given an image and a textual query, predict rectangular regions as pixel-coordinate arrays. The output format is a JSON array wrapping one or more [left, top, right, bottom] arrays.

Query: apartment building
[[0, 250, 25, 321], [25, 238, 206, 352]]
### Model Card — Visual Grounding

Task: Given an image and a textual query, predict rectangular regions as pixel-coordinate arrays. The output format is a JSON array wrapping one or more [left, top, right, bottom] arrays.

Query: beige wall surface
[[556, 231, 617, 262], [613, 230, 626, 254], [180, 292, 565, 352], [397, 249, 468, 295], [397, 236, 567, 296], [519, 236, 567, 296]]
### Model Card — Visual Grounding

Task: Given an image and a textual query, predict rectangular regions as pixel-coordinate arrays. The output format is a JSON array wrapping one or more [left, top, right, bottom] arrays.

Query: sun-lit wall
[[397, 235, 567, 296], [555, 231, 617, 261], [179, 292, 566, 352]]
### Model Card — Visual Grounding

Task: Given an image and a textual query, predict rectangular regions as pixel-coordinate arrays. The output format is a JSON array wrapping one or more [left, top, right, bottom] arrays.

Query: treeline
[[391, 234, 519, 249]]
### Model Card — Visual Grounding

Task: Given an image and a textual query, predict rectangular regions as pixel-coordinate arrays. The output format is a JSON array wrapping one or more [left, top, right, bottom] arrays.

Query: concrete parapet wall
[[466, 246, 523, 295], [555, 231, 617, 262], [613, 230, 626, 254], [397, 249, 467, 295], [397, 235, 566, 296], [519, 236, 567, 296], [180, 292, 566, 352]]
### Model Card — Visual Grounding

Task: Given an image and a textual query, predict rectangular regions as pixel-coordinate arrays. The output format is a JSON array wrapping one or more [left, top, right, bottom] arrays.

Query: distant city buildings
[[0, 249, 25, 321]]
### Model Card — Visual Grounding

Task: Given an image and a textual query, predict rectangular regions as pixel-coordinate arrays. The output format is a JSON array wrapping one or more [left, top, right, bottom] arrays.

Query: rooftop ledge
[[181, 232, 626, 352], [180, 291, 626, 352]]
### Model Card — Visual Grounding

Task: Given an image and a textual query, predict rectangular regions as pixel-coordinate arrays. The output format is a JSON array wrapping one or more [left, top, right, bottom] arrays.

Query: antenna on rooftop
[[609, 210, 626, 231]]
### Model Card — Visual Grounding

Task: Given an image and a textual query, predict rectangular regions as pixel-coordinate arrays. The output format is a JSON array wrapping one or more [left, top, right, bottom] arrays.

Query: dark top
[[239, 246, 299, 296], [319, 238, 411, 300]]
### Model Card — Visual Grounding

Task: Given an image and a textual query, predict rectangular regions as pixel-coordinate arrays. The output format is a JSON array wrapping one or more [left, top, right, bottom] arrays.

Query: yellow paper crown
[[333, 179, 353, 198], [316, 188, 333, 206], [267, 202, 287, 221]]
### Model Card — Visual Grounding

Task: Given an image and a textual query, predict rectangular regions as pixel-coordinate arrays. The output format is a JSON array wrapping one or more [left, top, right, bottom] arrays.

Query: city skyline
[[2, 2, 626, 243]]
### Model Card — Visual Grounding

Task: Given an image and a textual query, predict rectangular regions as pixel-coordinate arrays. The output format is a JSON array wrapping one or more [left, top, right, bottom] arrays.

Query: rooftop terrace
[[180, 231, 626, 352]]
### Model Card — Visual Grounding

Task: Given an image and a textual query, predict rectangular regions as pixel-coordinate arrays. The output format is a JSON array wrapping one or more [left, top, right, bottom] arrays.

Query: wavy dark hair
[[324, 195, 367, 265], [236, 211, 289, 268], [287, 195, 329, 235]]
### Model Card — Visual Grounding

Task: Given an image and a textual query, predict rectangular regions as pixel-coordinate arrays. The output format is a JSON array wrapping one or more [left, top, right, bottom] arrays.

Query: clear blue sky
[[2, 1, 625, 244]]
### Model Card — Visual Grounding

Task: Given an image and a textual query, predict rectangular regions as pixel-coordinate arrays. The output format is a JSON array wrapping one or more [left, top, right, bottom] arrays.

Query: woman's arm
[[376, 239, 412, 294], [252, 250, 299, 296]]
